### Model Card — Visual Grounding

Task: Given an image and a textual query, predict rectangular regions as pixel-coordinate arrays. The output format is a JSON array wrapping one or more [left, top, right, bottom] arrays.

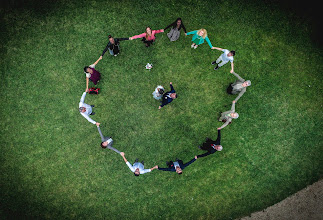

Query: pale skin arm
[[120, 152, 128, 162], [86, 77, 89, 91], [93, 56, 102, 66], [150, 165, 158, 171], [211, 47, 223, 51], [230, 62, 234, 73]]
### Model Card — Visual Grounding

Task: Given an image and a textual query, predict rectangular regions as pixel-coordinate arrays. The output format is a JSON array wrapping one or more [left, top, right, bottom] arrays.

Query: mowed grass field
[[0, 0, 322, 219]]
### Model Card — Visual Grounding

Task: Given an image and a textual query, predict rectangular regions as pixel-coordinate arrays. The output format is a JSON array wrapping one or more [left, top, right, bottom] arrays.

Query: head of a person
[[242, 80, 251, 88], [145, 27, 152, 36], [228, 50, 236, 57], [198, 28, 207, 38], [175, 166, 182, 175], [79, 107, 86, 113], [158, 88, 164, 95], [176, 17, 182, 26], [101, 141, 108, 148], [134, 168, 140, 176], [170, 93, 177, 99], [215, 145, 223, 151], [84, 66, 92, 74], [231, 112, 239, 119], [108, 35, 115, 44]]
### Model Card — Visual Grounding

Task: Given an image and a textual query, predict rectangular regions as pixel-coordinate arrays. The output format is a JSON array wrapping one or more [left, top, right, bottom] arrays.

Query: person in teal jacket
[[186, 28, 215, 49]]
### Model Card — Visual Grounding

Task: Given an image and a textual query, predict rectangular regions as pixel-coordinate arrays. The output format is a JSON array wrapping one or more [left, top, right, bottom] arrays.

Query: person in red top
[[84, 58, 102, 91], [130, 27, 164, 47]]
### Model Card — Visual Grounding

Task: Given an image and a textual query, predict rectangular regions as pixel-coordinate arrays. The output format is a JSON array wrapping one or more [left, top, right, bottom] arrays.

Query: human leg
[[108, 48, 114, 56]]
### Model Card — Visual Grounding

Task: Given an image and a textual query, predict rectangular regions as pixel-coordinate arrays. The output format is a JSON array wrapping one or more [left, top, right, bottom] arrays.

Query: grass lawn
[[0, 0, 322, 219]]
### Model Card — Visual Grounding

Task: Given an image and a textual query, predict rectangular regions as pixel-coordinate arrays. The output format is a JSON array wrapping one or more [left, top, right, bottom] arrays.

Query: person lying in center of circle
[[158, 82, 177, 109], [152, 85, 165, 100], [186, 28, 215, 49], [129, 27, 164, 47], [158, 156, 198, 175]]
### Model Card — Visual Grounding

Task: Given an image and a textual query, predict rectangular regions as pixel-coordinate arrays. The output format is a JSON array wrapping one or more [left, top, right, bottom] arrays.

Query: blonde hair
[[198, 28, 207, 39]]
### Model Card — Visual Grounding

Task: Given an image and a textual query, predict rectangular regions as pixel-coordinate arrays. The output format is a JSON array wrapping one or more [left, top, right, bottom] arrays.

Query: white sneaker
[[191, 44, 194, 48], [194, 45, 198, 49]]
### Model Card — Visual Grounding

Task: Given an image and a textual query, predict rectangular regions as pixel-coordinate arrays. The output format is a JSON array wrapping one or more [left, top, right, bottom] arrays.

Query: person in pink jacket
[[130, 27, 164, 47]]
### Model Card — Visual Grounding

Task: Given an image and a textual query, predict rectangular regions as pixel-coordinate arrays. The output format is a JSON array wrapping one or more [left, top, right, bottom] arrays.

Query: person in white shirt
[[120, 152, 158, 176], [79, 89, 100, 126], [211, 47, 235, 73], [152, 85, 164, 100]]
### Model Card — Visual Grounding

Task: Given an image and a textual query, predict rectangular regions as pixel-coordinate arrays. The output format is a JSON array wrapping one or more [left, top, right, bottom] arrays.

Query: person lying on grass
[[79, 89, 100, 126], [197, 128, 223, 158], [84, 58, 102, 91], [227, 72, 251, 103], [130, 27, 164, 47], [211, 47, 235, 73], [99, 35, 130, 58], [158, 82, 177, 109], [158, 156, 197, 175], [97, 124, 121, 154], [120, 152, 158, 176], [218, 100, 239, 130], [186, 28, 215, 49]]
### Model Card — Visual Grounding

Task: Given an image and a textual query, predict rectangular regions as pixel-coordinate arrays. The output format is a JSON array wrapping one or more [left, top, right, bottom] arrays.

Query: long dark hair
[[173, 17, 183, 30]]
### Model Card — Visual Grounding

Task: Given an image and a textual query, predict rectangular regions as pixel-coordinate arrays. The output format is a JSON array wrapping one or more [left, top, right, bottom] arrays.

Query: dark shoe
[[211, 61, 217, 65], [135, 158, 139, 163], [91, 105, 95, 107], [90, 112, 95, 115], [141, 161, 144, 165], [214, 65, 219, 70]]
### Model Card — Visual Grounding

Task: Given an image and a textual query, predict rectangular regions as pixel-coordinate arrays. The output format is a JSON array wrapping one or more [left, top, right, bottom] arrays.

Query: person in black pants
[[158, 82, 177, 109], [100, 35, 130, 58], [197, 128, 223, 158], [158, 156, 197, 175]]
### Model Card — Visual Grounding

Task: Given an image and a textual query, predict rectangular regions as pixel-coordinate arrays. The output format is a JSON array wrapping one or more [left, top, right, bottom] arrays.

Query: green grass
[[0, 0, 322, 219]]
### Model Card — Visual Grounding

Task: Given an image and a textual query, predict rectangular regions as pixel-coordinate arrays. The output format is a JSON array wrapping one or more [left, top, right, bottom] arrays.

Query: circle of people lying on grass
[[79, 18, 252, 176]]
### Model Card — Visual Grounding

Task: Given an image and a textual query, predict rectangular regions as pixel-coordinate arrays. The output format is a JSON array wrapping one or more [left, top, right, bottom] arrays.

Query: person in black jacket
[[99, 35, 129, 58], [158, 82, 177, 109], [158, 156, 197, 175], [164, 17, 187, 41], [197, 128, 223, 158]]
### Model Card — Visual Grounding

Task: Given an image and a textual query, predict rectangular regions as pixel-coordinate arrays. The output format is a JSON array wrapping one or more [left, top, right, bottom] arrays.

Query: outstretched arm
[[197, 152, 211, 158], [211, 46, 223, 51], [230, 62, 234, 73], [234, 88, 246, 103], [231, 72, 244, 81], [186, 30, 197, 35], [97, 126, 105, 141], [120, 152, 128, 163], [219, 119, 231, 130], [182, 157, 197, 169], [154, 29, 164, 34], [101, 44, 110, 57], [93, 57, 102, 66], [205, 36, 213, 49], [231, 101, 236, 112], [215, 129, 221, 143], [80, 92, 87, 103], [130, 33, 146, 40]]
